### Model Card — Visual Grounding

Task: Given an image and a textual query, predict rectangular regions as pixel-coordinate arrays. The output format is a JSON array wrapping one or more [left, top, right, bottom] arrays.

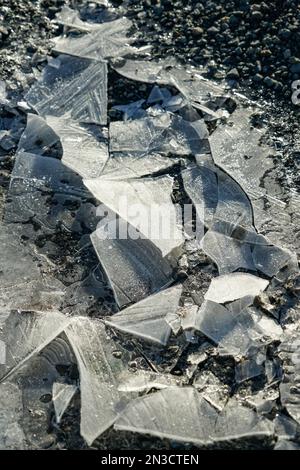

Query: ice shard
[[235, 357, 265, 383], [53, 17, 147, 60], [114, 387, 273, 445], [65, 317, 128, 445], [46, 115, 109, 179], [91, 221, 173, 308], [253, 244, 293, 277], [25, 55, 107, 125], [52, 382, 77, 424], [55, 6, 112, 33], [85, 175, 183, 257], [181, 164, 218, 228], [201, 230, 256, 274], [193, 371, 230, 411], [0, 310, 71, 382], [204, 273, 269, 304], [17, 113, 60, 156], [105, 285, 182, 346], [279, 333, 300, 424]]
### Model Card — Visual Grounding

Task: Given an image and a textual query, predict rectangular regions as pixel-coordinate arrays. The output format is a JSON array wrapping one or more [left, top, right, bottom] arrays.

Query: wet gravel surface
[[0, 0, 299, 451]]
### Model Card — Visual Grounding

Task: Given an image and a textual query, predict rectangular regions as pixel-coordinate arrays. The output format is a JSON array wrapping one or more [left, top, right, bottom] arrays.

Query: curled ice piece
[[201, 230, 256, 274], [65, 317, 128, 445], [114, 387, 273, 445], [0, 310, 71, 382], [25, 55, 107, 125], [118, 370, 184, 393], [105, 285, 182, 346], [53, 17, 148, 60], [46, 115, 109, 179], [204, 273, 269, 304], [91, 222, 173, 308], [109, 113, 208, 157], [85, 175, 183, 257], [181, 164, 218, 228], [52, 382, 77, 424], [17, 113, 60, 156]]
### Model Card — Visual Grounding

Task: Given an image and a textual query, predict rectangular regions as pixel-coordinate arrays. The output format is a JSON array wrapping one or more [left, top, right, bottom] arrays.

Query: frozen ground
[[0, 0, 300, 450]]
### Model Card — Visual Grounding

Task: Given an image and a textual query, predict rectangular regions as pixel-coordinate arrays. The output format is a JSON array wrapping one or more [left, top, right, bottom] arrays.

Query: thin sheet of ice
[[113, 59, 227, 118], [201, 230, 256, 274], [52, 382, 77, 424], [65, 317, 128, 445], [118, 370, 184, 393], [46, 115, 109, 179], [0, 310, 71, 382], [55, 6, 112, 32], [114, 387, 273, 445], [25, 55, 107, 125], [109, 113, 208, 157], [85, 175, 183, 257], [235, 357, 265, 383], [193, 371, 229, 411], [53, 17, 148, 60], [204, 273, 269, 304], [253, 244, 293, 277], [17, 114, 60, 156], [91, 222, 173, 308], [113, 99, 146, 121], [0, 382, 26, 449], [181, 164, 218, 228], [99, 152, 180, 180], [105, 285, 182, 346]]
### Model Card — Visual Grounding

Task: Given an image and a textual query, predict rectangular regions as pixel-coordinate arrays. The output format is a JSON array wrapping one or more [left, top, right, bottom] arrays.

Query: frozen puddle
[[0, 1, 299, 450]]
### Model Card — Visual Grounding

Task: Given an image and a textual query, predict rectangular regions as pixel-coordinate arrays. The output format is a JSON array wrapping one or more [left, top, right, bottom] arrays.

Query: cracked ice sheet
[[25, 55, 107, 125], [118, 370, 185, 393], [0, 310, 71, 382], [53, 17, 149, 60], [85, 175, 183, 257], [105, 285, 182, 346], [204, 273, 269, 304], [91, 221, 173, 308], [109, 113, 209, 157], [64, 317, 129, 445], [46, 115, 109, 179], [112, 59, 228, 119], [114, 387, 273, 445]]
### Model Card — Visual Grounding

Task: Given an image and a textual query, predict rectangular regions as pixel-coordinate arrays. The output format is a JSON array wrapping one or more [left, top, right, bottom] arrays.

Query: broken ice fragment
[[253, 244, 293, 277], [105, 285, 182, 346], [193, 371, 230, 411], [109, 113, 208, 157], [181, 164, 218, 228], [85, 175, 183, 257], [17, 113, 60, 156], [52, 382, 77, 424], [65, 317, 128, 445], [55, 6, 111, 32], [204, 273, 269, 304], [235, 357, 265, 383], [46, 115, 109, 179], [0, 310, 71, 381], [274, 414, 298, 441], [274, 440, 300, 450], [114, 387, 273, 445], [201, 230, 256, 274], [0, 382, 26, 449], [113, 100, 146, 121], [118, 370, 184, 393], [91, 222, 173, 308], [53, 17, 147, 60], [25, 55, 107, 125]]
